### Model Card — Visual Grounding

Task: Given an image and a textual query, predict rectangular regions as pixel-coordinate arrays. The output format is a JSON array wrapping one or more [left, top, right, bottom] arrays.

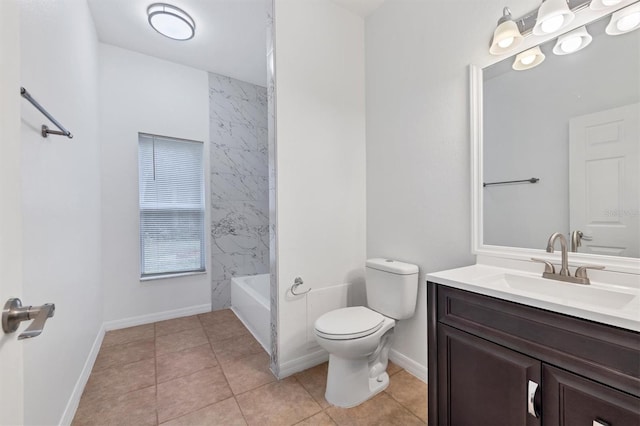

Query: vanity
[[427, 0, 640, 424], [426, 264, 640, 426]]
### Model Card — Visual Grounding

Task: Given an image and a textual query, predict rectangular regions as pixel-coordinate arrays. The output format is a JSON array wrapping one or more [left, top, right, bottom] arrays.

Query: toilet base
[[324, 354, 390, 408]]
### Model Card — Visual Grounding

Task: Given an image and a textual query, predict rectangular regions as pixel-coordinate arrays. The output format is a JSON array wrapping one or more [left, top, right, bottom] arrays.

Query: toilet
[[314, 258, 419, 408]]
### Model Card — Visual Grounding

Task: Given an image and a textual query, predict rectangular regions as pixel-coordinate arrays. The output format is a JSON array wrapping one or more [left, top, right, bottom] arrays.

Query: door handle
[[527, 380, 541, 418], [2, 298, 55, 340]]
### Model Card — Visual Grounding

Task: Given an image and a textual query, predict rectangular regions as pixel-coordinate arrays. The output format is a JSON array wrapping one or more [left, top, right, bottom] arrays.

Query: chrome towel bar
[[20, 87, 73, 139], [483, 177, 539, 187]]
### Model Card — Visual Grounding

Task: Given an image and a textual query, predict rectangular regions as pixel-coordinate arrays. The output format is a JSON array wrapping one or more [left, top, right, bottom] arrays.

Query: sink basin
[[474, 273, 637, 310]]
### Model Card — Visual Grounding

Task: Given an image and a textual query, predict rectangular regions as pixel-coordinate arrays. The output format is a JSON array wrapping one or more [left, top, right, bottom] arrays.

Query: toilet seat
[[315, 306, 385, 340]]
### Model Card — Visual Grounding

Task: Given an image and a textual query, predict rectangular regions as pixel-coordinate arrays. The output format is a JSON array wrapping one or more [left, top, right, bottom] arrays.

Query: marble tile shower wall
[[209, 73, 269, 310]]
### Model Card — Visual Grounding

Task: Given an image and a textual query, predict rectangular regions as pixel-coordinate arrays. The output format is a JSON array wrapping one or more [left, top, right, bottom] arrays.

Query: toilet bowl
[[315, 306, 396, 407], [314, 258, 419, 408]]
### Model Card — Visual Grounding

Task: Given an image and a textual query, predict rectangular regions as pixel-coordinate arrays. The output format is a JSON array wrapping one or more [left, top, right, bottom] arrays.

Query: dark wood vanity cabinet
[[427, 282, 640, 426]]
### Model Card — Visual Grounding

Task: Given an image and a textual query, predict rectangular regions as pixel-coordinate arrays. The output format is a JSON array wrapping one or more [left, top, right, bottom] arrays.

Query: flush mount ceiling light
[[589, 0, 622, 11], [512, 46, 546, 70], [533, 0, 575, 35], [606, 2, 640, 35], [490, 7, 524, 55], [553, 25, 592, 54], [147, 3, 195, 41]]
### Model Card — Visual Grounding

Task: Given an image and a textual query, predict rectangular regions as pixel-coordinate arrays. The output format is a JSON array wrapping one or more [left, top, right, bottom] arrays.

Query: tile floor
[[72, 309, 427, 425]]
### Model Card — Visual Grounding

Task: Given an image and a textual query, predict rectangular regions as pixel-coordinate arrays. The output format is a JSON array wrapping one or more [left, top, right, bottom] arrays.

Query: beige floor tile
[[157, 343, 218, 384], [219, 351, 276, 395], [82, 358, 156, 404], [325, 392, 424, 426], [385, 370, 428, 422], [202, 316, 250, 343], [157, 366, 233, 423], [155, 315, 202, 337], [72, 385, 157, 426], [387, 360, 402, 376], [198, 308, 239, 327], [93, 338, 155, 372], [155, 327, 209, 356], [236, 377, 321, 426], [102, 324, 155, 348], [295, 411, 337, 426], [294, 362, 330, 409], [211, 332, 265, 364], [160, 397, 247, 426]]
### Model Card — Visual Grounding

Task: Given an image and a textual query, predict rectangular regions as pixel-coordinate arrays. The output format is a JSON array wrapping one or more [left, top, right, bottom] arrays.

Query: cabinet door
[[438, 324, 542, 426], [543, 364, 640, 426]]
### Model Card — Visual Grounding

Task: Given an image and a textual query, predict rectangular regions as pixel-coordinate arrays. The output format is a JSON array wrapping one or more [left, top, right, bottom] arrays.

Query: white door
[[569, 103, 640, 258], [0, 1, 25, 424]]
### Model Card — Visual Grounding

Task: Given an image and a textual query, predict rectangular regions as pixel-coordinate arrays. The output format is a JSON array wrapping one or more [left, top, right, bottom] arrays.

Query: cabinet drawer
[[435, 284, 640, 396]]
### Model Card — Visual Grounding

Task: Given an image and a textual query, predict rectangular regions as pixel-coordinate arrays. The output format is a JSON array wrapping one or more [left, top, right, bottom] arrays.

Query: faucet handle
[[531, 258, 555, 274], [575, 265, 605, 279]]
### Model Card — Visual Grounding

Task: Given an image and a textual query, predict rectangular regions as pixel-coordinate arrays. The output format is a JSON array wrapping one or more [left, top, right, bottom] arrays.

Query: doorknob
[[2, 298, 55, 340]]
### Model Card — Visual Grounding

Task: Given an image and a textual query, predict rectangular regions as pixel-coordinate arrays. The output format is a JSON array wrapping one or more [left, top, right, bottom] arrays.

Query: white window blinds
[[138, 134, 205, 277]]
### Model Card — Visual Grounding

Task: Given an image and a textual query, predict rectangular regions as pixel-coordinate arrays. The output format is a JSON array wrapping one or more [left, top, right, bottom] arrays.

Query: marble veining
[[266, 5, 279, 377], [209, 72, 269, 311]]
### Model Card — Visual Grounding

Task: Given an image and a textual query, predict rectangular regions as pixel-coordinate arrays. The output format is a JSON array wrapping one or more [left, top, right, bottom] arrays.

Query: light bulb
[[617, 12, 640, 31], [540, 15, 564, 33], [498, 37, 514, 48], [561, 36, 582, 53], [521, 54, 536, 65]]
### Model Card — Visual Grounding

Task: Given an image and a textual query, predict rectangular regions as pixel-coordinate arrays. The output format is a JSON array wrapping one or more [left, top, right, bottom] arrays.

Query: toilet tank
[[365, 258, 419, 320]]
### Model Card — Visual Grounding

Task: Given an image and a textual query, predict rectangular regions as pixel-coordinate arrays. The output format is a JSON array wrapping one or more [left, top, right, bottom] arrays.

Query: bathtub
[[231, 273, 271, 354]]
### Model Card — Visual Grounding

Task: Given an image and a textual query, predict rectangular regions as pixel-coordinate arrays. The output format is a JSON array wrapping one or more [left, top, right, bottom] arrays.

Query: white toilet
[[314, 258, 419, 408]]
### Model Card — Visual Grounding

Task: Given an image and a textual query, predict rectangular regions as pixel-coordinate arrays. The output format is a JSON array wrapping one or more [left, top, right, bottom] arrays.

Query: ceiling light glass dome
[[147, 3, 195, 41]]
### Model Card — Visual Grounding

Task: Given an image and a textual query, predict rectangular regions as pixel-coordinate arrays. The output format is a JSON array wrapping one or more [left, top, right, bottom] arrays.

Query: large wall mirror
[[471, 1, 640, 273]]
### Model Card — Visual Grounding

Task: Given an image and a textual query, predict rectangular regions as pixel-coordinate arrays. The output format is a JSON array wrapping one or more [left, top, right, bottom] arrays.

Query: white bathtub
[[231, 273, 271, 354]]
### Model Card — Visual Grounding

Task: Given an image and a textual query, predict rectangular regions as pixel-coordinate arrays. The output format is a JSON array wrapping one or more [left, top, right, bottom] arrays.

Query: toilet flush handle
[[291, 277, 311, 296]]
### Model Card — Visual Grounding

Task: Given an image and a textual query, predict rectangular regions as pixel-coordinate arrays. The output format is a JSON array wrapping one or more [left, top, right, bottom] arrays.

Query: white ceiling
[[87, 0, 385, 87], [87, 0, 270, 86]]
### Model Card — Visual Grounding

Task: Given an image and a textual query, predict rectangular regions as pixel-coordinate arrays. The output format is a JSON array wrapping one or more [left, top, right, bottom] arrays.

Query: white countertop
[[426, 264, 640, 332]]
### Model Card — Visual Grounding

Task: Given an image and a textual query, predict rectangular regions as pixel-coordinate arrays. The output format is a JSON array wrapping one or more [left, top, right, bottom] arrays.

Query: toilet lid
[[315, 307, 384, 340]]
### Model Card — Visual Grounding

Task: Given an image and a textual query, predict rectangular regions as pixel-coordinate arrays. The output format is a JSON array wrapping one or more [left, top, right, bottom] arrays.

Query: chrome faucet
[[531, 232, 605, 285], [546, 232, 570, 276]]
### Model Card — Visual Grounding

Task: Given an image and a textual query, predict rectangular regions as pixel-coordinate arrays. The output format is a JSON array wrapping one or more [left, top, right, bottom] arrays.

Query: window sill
[[140, 270, 207, 282]]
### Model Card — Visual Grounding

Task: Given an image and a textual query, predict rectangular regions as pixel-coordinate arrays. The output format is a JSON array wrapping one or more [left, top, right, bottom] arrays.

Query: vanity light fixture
[[606, 2, 640, 35], [490, 7, 524, 55], [533, 0, 575, 35], [552, 25, 592, 54], [147, 3, 195, 41], [589, 0, 622, 11], [512, 46, 546, 70]]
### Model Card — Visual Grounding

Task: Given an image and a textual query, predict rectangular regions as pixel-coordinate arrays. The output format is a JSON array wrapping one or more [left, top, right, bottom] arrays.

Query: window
[[138, 133, 205, 278]]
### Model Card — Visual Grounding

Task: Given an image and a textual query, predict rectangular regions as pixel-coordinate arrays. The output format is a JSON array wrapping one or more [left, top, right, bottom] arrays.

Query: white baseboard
[[389, 348, 427, 383], [59, 323, 106, 426], [278, 348, 329, 379], [103, 303, 212, 331]]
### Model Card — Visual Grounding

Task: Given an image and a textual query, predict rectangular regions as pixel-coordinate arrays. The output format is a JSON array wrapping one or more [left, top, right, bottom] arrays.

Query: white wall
[[18, 1, 103, 424], [274, 0, 367, 373], [364, 0, 545, 376], [99, 44, 211, 323]]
